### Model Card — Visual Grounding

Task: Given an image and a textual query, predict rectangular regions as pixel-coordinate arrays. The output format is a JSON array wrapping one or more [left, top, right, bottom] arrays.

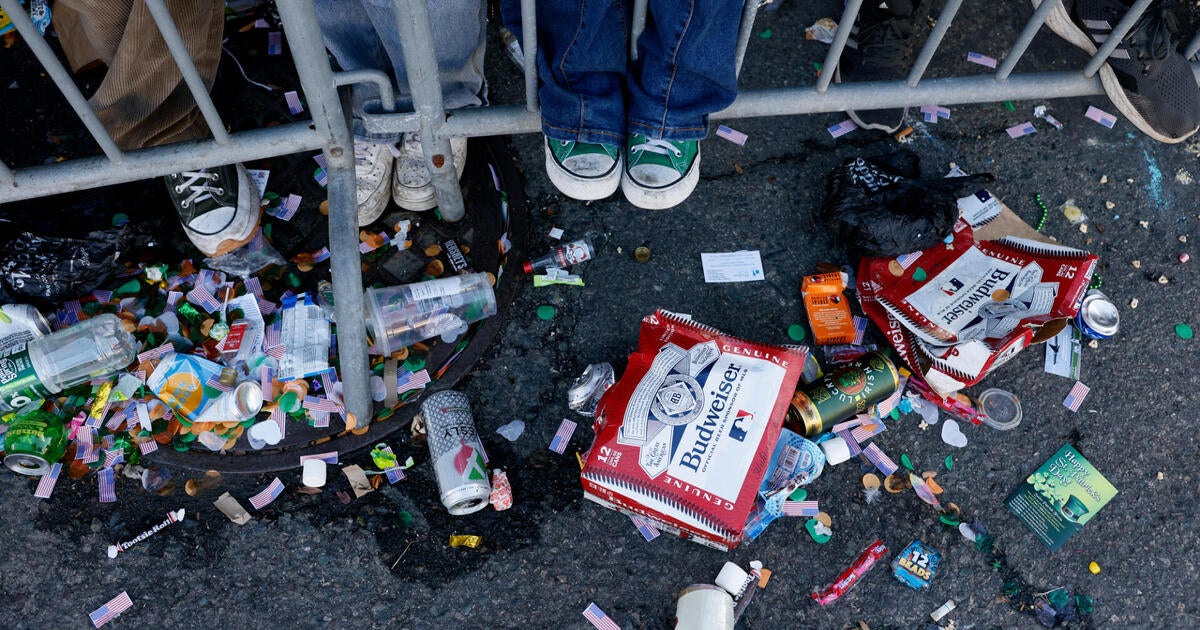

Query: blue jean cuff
[[626, 119, 711, 142]]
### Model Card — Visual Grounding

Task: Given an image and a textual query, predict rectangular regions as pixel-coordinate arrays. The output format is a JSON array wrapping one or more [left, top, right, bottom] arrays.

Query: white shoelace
[[629, 137, 682, 157], [173, 170, 222, 209]]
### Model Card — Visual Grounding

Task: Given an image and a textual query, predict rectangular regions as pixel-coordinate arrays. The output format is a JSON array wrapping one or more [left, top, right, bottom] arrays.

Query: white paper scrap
[[701, 251, 765, 283]]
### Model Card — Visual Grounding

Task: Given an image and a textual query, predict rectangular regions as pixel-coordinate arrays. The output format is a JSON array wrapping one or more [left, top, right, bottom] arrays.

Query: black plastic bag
[[820, 150, 994, 258], [0, 227, 130, 302]]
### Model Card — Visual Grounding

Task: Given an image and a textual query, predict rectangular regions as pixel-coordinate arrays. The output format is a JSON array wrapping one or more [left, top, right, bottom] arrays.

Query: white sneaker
[[391, 132, 468, 211], [354, 141, 394, 226]]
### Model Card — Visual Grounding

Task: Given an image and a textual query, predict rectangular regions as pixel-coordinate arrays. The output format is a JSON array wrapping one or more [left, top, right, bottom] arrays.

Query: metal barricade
[[2, 0, 1199, 448]]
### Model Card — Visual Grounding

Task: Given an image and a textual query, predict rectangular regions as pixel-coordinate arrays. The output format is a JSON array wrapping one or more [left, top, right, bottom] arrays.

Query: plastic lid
[[978, 388, 1022, 430]]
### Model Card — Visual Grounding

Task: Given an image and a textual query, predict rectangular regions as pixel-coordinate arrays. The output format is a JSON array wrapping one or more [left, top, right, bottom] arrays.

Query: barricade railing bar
[[3, 0, 1200, 435]]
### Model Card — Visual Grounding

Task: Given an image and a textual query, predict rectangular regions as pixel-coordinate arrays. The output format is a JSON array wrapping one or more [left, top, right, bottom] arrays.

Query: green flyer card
[[1005, 444, 1118, 551]]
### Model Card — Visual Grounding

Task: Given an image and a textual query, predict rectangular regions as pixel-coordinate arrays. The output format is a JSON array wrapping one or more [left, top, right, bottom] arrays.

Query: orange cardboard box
[[802, 272, 856, 345]]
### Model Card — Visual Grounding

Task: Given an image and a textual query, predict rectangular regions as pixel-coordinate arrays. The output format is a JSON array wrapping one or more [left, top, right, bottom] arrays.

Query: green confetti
[[945, 455, 954, 470], [759, 28, 772, 39], [804, 518, 832, 544], [536, 305, 556, 320], [1003, 100, 1015, 111], [115, 279, 142, 295], [1048, 589, 1070, 609], [111, 212, 130, 227], [788, 488, 808, 502], [1076, 595, 1095, 615], [397, 511, 414, 527], [787, 324, 807, 341], [1177, 323, 1194, 339], [900, 453, 913, 471], [403, 355, 426, 372], [889, 408, 900, 420], [912, 267, 928, 282], [939, 513, 961, 527]]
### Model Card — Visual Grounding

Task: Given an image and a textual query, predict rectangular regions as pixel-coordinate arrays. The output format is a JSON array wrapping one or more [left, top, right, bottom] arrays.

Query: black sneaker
[[163, 164, 262, 257], [1035, 0, 1200, 143], [835, 0, 923, 133]]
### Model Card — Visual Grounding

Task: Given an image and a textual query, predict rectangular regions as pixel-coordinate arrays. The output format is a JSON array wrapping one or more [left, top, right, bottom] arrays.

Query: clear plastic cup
[[364, 272, 497, 355], [978, 388, 1022, 430]]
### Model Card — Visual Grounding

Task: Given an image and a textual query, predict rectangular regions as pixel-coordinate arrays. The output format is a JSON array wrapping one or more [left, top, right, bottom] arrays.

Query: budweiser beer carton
[[581, 310, 805, 550]]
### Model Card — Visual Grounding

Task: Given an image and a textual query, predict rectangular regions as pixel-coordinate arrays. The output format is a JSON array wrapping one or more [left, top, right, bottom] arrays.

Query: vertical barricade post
[[275, 0, 373, 427], [521, 0, 539, 112], [390, 0, 466, 222]]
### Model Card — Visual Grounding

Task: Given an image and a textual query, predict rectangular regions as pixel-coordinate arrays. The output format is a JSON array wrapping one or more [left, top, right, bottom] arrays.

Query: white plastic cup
[[364, 272, 497, 355]]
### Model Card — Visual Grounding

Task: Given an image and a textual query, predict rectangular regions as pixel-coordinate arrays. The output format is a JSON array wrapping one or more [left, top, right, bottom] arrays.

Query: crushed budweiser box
[[858, 188, 1097, 397], [581, 310, 805, 550]]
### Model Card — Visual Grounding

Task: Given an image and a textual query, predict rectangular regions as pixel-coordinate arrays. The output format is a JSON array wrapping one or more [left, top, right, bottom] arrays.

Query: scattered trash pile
[[564, 152, 1120, 627]]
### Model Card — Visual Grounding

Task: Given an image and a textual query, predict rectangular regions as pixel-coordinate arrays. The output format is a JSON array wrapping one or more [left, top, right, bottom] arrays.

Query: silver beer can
[[1075, 289, 1119, 339], [420, 390, 492, 515]]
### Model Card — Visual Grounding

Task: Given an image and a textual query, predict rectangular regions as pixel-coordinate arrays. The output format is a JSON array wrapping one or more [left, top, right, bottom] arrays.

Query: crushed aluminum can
[[420, 390, 491, 515], [1074, 289, 1119, 339], [566, 362, 614, 416]]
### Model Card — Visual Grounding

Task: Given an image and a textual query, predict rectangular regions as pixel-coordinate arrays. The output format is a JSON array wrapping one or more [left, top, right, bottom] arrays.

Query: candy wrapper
[[813, 539, 888, 605], [580, 310, 805, 551]]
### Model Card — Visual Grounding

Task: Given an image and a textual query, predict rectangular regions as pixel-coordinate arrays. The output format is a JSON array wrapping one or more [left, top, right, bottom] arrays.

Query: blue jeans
[[314, 0, 487, 142], [537, 0, 741, 145]]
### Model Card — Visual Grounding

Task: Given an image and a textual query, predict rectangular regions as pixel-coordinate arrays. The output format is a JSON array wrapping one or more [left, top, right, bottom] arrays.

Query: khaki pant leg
[[52, 0, 224, 151]]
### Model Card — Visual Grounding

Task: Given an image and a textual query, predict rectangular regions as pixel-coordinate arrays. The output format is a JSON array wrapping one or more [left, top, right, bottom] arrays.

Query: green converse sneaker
[[620, 134, 700, 210], [544, 137, 622, 200]]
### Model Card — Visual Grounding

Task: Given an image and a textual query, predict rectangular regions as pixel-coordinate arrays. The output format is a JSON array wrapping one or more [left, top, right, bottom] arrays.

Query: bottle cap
[[522, 260, 534, 274], [219, 367, 238, 387]]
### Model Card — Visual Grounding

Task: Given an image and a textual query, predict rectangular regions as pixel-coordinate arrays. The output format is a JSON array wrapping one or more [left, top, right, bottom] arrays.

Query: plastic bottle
[[0, 314, 138, 411], [523, 238, 595, 274]]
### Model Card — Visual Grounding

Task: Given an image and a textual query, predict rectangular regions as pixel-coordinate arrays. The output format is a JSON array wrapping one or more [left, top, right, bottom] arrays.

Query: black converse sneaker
[[163, 163, 262, 257], [1035, 0, 1200, 143], [835, 0, 923, 133]]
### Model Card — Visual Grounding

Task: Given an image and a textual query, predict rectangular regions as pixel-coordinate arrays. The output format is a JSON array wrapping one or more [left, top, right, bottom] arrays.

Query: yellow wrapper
[[448, 535, 482, 549], [89, 382, 114, 420]]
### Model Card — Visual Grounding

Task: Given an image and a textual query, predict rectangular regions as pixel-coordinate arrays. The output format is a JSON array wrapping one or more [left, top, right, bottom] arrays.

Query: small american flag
[[320, 369, 341, 404], [830, 418, 864, 434], [249, 477, 285, 509], [966, 51, 998, 68], [284, 90, 304, 115], [205, 375, 233, 393], [269, 407, 287, 437], [98, 468, 117, 503], [715, 124, 749, 146], [851, 419, 886, 444], [862, 443, 898, 476], [923, 109, 939, 124], [244, 276, 264, 297], [548, 227, 564, 240], [187, 284, 221, 313], [260, 365, 275, 400], [359, 232, 391, 254], [311, 410, 330, 428], [57, 301, 83, 325], [166, 290, 182, 306], [1084, 105, 1117, 128], [1063, 381, 1090, 412], [582, 603, 621, 630], [852, 316, 868, 345], [102, 448, 125, 469], [549, 418, 577, 454], [628, 514, 661, 541], [136, 341, 174, 365], [278, 194, 302, 221], [92, 289, 113, 303], [310, 247, 331, 263], [836, 429, 863, 456], [313, 153, 328, 170], [138, 440, 158, 456], [299, 451, 339, 464], [89, 591, 133, 628], [782, 500, 820, 516], [396, 369, 431, 395], [254, 18, 269, 28], [313, 166, 328, 187], [303, 396, 344, 413], [384, 467, 406, 484], [267, 31, 283, 55], [827, 119, 858, 138], [896, 251, 922, 269], [34, 463, 62, 499], [1006, 121, 1037, 138]]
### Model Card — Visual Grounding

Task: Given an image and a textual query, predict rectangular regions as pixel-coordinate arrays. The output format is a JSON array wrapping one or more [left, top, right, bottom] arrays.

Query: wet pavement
[[2, 2, 1200, 629]]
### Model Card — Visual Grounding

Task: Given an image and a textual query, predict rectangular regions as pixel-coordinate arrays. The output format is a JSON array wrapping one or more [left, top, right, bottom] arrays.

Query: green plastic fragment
[[787, 324, 807, 342], [889, 408, 899, 420], [912, 267, 928, 282], [536, 305, 556, 320], [403, 355, 426, 372], [788, 488, 808, 502], [1177, 323, 1194, 339], [112, 212, 130, 227], [397, 511, 414, 527], [939, 513, 961, 526], [900, 453, 913, 471], [804, 518, 832, 544], [116, 279, 142, 295], [1076, 595, 1094, 615], [1047, 589, 1070, 609], [1004, 100, 1015, 111], [759, 28, 772, 39]]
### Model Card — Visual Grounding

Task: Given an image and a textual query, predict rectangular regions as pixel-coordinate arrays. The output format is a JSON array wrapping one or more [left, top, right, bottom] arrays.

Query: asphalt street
[[2, 2, 1199, 629]]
